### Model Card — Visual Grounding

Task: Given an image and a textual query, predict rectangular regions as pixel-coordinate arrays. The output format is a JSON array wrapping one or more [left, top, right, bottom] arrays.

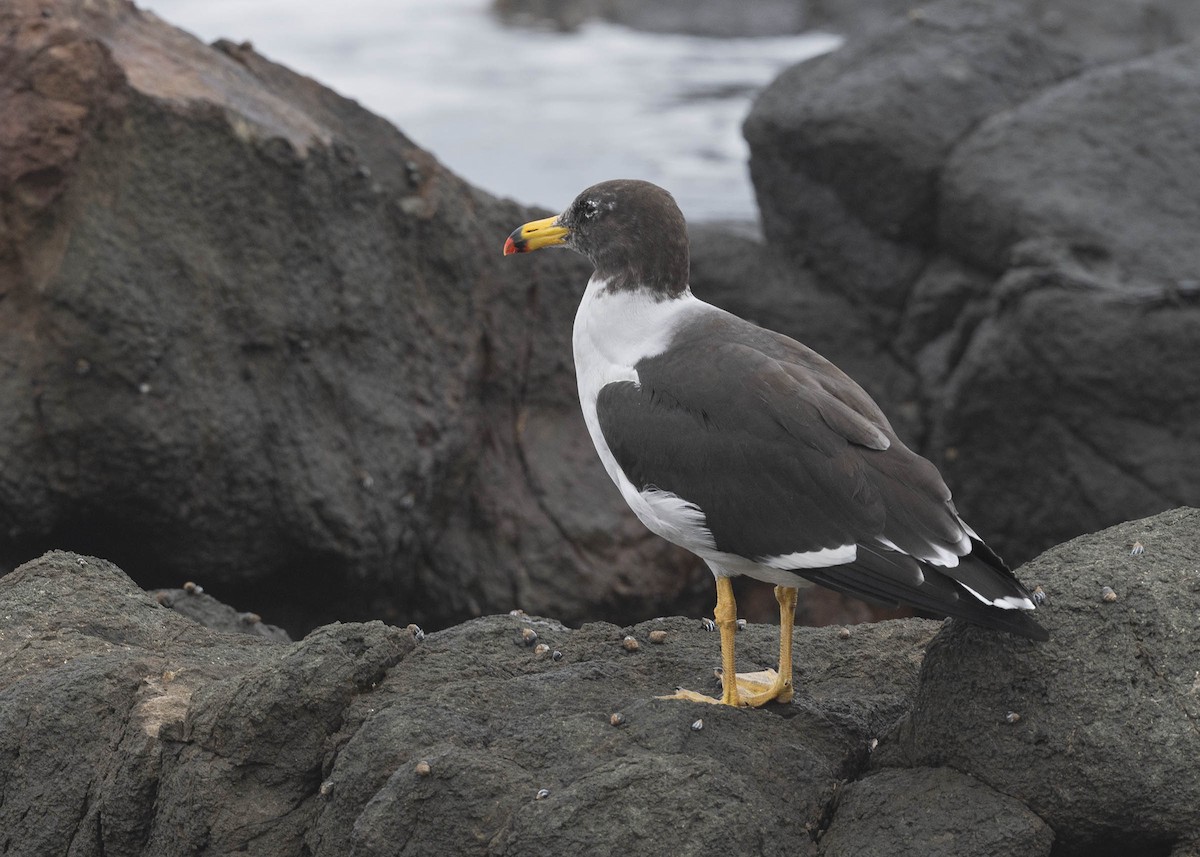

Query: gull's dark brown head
[[504, 179, 690, 297]]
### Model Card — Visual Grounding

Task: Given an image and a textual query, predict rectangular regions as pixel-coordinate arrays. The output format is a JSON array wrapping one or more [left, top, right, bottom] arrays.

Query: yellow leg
[[724, 585, 796, 706], [715, 577, 741, 706], [659, 581, 798, 708]]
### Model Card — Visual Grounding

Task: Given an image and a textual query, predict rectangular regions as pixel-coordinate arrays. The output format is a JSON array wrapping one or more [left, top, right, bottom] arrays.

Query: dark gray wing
[[598, 340, 885, 558], [596, 310, 1047, 640]]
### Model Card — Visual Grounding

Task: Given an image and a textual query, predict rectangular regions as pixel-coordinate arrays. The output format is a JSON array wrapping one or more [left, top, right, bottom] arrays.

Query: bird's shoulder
[[627, 302, 894, 453]]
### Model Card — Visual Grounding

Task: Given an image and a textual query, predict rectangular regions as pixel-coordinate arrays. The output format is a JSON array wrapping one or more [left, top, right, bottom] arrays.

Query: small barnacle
[[520, 627, 539, 646], [509, 608, 526, 617], [536, 788, 550, 800], [1031, 585, 1047, 606], [406, 623, 426, 641], [622, 635, 640, 652], [867, 737, 878, 752], [1005, 711, 1022, 724], [609, 712, 626, 727], [701, 618, 716, 632], [837, 627, 851, 640], [691, 718, 704, 732], [239, 612, 261, 625], [736, 618, 747, 630], [551, 650, 563, 661], [648, 630, 668, 644], [154, 591, 173, 606], [183, 581, 203, 595], [1130, 540, 1145, 556], [138, 382, 151, 395], [1101, 586, 1118, 603], [534, 643, 550, 656], [320, 779, 335, 796], [415, 760, 431, 777]]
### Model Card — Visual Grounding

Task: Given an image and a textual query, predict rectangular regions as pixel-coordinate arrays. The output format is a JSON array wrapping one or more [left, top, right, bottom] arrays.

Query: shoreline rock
[[743, 0, 1200, 564], [0, 0, 711, 635], [2, 508, 1197, 854]]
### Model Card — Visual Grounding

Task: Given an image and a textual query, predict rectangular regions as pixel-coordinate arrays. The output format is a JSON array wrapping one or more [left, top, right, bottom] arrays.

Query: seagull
[[503, 179, 1047, 707]]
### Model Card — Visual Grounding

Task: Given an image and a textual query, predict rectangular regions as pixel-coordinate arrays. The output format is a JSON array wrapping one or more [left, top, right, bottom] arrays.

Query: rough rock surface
[[0, 550, 934, 857], [745, 1, 1083, 315], [150, 584, 292, 641], [3, 509, 1198, 855], [0, 0, 710, 634], [818, 767, 1054, 857], [881, 507, 1200, 857], [744, 1, 1200, 563]]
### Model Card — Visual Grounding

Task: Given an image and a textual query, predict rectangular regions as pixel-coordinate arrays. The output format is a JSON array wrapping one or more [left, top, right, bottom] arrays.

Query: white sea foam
[[142, 0, 840, 220]]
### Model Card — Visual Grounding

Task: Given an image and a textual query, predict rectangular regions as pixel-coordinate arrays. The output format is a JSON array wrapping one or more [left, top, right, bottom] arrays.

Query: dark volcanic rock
[[931, 44, 1200, 558], [880, 508, 1200, 857], [744, 0, 1082, 316], [0, 0, 710, 633], [4, 511, 1197, 855], [0, 550, 934, 856], [819, 767, 1055, 857], [151, 584, 292, 640], [743, 1, 1200, 563]]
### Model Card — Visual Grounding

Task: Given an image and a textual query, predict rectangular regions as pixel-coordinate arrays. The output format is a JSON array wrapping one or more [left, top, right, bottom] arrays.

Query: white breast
[[571, 277, 718, 554]]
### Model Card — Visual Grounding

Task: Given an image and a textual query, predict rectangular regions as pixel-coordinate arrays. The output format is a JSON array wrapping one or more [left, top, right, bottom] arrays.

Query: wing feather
[[592, 307, 1045, 639]]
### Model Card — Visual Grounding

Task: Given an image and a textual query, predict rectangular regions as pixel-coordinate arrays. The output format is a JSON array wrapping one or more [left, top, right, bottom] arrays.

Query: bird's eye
[[582, 199, 599, 219]]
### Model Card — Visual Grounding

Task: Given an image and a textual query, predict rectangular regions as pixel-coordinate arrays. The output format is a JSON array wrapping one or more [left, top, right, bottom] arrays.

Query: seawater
[[142, 0, 840, 222]]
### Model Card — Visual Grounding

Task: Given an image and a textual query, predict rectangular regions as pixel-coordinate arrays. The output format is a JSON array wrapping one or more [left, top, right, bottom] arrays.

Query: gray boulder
[[0, 0, 710, 634], [819, 767, 1054, 857], [932, 44, 1200, 558], [743, 1, 1200, 563], [0, 549, 934, 856], [3, 507, 1198, 855], [882, 507, 1200, 856], [744, 0, 1082, 315]]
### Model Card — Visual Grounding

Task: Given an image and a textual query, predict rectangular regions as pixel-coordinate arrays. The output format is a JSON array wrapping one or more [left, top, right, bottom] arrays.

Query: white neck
[[571, 276, 699, 376]]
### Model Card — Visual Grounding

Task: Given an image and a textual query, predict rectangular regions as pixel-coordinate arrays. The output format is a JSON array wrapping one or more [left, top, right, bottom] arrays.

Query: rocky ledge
[[1, 507, 1197, 856]]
